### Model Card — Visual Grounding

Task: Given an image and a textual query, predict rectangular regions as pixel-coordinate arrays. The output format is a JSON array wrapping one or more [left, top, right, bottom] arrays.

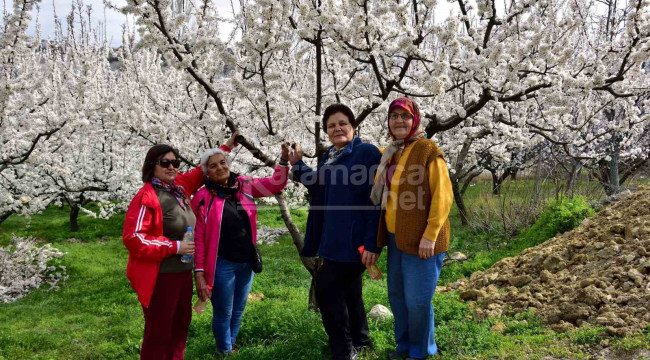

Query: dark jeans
[[315, 259, 371, 360]]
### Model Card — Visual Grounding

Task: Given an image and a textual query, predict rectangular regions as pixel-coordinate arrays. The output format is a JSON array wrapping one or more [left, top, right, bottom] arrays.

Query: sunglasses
[[155, 159, 181, 169]]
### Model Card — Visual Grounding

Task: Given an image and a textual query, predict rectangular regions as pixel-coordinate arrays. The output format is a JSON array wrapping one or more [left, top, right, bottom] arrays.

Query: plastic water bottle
[[180, 227, 194, 264], [194, 285, 212, 313], [194, 298, 208, 313], [358, 245, 382, 280]]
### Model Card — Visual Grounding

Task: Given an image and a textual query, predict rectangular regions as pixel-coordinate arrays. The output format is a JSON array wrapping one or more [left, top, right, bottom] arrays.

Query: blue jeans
[[210, 258, 254, 354], [387, 233, 445, 359]]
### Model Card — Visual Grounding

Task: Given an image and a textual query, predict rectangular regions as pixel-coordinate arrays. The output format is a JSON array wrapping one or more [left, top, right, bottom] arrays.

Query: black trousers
[[315, 259, 371, 360]]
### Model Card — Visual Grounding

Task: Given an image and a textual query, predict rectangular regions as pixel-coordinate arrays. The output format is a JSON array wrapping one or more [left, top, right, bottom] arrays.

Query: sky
[[4, 0, 457, 47], [4, 0, 237, 46]]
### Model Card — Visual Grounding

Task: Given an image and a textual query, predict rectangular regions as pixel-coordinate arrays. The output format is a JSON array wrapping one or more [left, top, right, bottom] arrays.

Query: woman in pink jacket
[[192, 143, 290, 355]]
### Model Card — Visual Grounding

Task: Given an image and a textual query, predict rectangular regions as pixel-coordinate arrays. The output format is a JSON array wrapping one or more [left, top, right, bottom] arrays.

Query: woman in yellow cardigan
[[371, 97, 453, 360]]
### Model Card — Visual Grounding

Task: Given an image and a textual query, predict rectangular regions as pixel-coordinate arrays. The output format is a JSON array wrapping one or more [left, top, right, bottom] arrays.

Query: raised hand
[[281, 143, 290, 161], [225, 130, 240, 150], [288, 142, 303, 165]]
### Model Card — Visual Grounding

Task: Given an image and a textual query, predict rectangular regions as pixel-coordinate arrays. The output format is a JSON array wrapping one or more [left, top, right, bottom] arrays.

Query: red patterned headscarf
[[388, 97, 421, 141], [371, 97, 426, 207]]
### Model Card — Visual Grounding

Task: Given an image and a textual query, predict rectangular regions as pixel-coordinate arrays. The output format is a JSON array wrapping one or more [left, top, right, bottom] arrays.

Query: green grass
[[0, 240, 142, 359], [256, 205, 308, 231], [0, 204, 124, 246], [1, 181, 649, 359]]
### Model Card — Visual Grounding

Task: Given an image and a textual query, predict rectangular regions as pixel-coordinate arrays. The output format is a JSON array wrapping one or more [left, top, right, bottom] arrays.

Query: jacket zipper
[[211, 195, 225, 288]]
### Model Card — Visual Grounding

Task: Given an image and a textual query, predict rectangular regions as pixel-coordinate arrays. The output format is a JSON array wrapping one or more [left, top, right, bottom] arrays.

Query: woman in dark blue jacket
[[288, 104, 382, 360]]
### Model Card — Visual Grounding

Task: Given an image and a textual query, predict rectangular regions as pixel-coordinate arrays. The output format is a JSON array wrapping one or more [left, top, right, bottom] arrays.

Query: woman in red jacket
[[122, 136, 235, 360]]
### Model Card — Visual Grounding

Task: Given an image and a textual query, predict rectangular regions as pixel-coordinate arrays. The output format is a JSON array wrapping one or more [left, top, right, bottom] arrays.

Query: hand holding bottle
[[180, 227, 195, 264], [194, 284, 212, 313], [358, 246, 382, 280]]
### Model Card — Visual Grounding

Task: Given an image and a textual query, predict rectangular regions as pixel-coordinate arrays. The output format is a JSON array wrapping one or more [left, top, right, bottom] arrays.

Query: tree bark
[[491, 170, 501, 195], [274, 193, 320, 310], [0, 210, 15, 225], [533, 151, 543, 207], [69, 205, 80, 232], [564, 163, 581, 196], [450, 173, 470, 226], [609, 152, 620, 195]]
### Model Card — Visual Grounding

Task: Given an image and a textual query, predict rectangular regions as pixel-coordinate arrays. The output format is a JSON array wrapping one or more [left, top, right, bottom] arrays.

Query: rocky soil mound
[[452, 185, 650, 336]]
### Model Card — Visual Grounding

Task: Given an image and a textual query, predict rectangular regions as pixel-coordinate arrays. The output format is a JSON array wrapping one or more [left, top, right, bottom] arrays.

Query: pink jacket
[[191, 165, 289, 287]]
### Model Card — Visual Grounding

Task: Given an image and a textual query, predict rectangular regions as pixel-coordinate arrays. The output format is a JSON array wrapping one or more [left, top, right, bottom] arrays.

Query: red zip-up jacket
[[122, 146, 229, 308]]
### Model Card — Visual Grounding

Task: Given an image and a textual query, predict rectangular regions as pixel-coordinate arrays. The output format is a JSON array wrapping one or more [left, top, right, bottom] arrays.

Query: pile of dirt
[[452, 185, 650, 336]]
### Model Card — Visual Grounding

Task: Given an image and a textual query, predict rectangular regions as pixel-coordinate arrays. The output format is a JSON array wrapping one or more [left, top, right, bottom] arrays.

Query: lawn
[[1, 180, 649, 359]]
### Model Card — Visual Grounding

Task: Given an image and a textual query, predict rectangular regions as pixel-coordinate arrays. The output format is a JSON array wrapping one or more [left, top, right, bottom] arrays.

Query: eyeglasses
[[389, 112, 413, 121], [155, 159, 181, 169]]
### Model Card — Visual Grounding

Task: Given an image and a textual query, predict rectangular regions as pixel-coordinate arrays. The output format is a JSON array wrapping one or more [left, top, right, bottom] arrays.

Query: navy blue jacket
[[292, 137, 382, 262]]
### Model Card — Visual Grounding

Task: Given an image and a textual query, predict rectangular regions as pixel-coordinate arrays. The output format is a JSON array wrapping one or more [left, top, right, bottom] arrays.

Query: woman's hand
[[178, 241, 195, 255], [281, 143, 290, 161], [195, 272, 211, 301], [361, 250, 379, 266], [288, 142, 303, 165], [225, 131, 240, 150], [418, 237, 436, 259]]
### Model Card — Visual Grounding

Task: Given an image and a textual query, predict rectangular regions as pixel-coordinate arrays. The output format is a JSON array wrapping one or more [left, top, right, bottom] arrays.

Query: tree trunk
[[491, 171, 501, 195], [70, 204, 80, 232], [564, 163, 581, 196], [0, 210, 15, 225], [314, 32, 327, 161], [315, 122, 326, 161], [451, 174, 469, 226], [274, 193, 320, 310], [609, 152, 620, 195], [533, 151, 543, 207]]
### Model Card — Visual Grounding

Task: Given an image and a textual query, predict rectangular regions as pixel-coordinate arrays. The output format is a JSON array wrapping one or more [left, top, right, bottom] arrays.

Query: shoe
[[387, 351, 408, 360], [405, 349, 442, 359], [354, 344, 371, 353], [216, 347, 238, 357], [333, 348, 358, 360]]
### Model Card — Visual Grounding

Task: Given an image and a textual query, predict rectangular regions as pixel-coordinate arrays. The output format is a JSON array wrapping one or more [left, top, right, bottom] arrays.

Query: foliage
[[519, 196, 595, 246], [467, 178, 554, 238], [571, 326, 605, 345]]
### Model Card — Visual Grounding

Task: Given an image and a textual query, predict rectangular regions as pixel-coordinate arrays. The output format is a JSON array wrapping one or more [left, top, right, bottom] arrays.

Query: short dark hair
[[141, 144, 180, 183], [322, 103, 357, 131]]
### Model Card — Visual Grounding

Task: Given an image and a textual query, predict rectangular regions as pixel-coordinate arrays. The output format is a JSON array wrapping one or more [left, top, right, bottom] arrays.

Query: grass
[[0, 240, 142, 359], [1, 179, 649, 359], [0, 204, 125, 246]]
